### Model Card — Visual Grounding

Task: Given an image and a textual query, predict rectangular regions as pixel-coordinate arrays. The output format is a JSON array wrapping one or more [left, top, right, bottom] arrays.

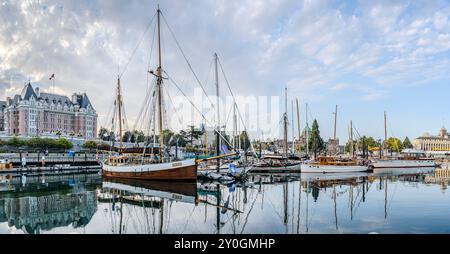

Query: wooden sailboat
[[102, 7, 197, 181], [369, 112, 436, 169], [301, 113, 368, 173]]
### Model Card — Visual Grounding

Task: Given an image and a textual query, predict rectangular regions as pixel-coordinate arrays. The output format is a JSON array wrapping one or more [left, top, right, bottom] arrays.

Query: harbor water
[[0, 168, 449, 234]]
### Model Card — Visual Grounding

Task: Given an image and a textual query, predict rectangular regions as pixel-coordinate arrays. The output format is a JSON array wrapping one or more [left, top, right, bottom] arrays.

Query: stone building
[[413, 127, 450, 152], [3, 83, 97, 139]]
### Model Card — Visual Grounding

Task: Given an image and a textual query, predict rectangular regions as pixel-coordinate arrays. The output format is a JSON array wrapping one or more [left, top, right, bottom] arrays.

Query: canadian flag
[[49, 74, 55, 80]]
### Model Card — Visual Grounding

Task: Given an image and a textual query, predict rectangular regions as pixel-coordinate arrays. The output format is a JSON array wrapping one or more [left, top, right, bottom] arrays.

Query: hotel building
[[2, 83, 97, 139], [413, 127, 450, 152]]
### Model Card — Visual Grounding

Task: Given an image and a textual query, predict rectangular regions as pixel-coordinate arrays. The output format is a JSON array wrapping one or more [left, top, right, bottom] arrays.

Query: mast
[[214, 53, 220, 173], [233, 103, 237, 150], [156, 7, 164, 162], [384, 111, 388, 156], [291, 100, 295, 154], [349, 120, 354, 158], [306, 103, 309, 155], [117, 77, 124, 150], [333, 105, 338, 141], [296, 98, 301, 154], [284, 88, 288, 158]]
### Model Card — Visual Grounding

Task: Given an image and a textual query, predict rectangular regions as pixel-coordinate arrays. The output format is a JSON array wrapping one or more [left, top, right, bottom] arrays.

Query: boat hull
[[300, 163, 368, 173], [102, 158, 197, 181], [370, 159, 436, 169]]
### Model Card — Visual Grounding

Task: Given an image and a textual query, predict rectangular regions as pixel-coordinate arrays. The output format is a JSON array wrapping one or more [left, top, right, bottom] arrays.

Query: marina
[[0, 0, 449, 239], [0, 167, 448, 234]]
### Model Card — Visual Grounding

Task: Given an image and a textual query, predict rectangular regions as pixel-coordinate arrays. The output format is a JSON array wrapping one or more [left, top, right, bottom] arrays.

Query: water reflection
[[0, 173, 101, 234], [1, 167, 450, 234]]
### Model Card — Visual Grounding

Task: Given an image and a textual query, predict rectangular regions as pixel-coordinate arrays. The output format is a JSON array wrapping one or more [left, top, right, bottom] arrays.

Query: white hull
[[370, 159, 436, 169], [300, 163, 368, 173], [102, 158, 196, 173]]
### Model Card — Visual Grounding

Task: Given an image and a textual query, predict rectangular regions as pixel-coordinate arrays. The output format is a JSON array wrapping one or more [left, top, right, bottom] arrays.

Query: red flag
[[49, 74, 55, 80]]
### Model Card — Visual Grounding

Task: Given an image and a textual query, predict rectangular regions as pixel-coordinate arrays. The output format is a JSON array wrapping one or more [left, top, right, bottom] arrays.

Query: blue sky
[[0, 0, 450, 142]]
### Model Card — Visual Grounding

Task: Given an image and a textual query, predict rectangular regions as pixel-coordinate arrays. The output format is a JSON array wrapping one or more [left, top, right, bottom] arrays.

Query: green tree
[[308, 119, 325, 159], [403, 136, 413, 149], [163, 129, 174, 145], [386, 137, 403, 155], [239, 131, 251, 151], [6, 137, 26, 148], [186, 126, 204, 147], [99, 127, 113, 141], [134, 130, 145, 143], [83, 141, 98, 149], [56, 138, 74, 150]]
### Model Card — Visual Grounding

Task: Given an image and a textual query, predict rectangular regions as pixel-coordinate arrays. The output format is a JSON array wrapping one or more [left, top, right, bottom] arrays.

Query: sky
[[1, 0, 450, 143]]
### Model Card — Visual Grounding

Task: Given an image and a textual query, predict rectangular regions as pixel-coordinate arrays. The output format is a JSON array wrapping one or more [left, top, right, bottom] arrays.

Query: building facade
[[0, 101, 6, 131], [413, 127, 450, 152], [4, 83, 97, 139]]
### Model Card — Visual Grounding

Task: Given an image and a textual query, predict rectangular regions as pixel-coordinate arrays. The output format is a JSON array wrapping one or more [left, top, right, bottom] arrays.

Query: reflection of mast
[[283, 181, 288, 227], [334, 184, 338, 230], [119, 197, 124, 234], [384, 178, 388, 219], [216, 183, 221, 234], [296, 179, 301, 233], [160, 199, 164, 234]]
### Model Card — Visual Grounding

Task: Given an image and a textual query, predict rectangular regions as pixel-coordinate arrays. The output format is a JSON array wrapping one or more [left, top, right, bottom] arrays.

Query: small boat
[[301, 156, 368, 173], [0, 159, 13, 170]]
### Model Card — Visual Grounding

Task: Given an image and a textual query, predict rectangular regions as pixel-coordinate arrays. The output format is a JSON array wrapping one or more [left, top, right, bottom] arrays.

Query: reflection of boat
[[102, 177, 197, 204], [300, 171, 369, 182], [301, 157, 368, 173], [372, 167, 435, 176]]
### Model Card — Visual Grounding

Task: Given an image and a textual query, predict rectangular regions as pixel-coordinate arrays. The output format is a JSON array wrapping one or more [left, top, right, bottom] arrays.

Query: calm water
[[0, 168, 449, 234]]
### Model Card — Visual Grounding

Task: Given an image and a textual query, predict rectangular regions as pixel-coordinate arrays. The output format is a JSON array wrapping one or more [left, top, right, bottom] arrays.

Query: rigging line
[[119, 12, 157, 79], [132, 78, 155, 131], [240, 192, 260, 234], [160, 12, 216, 110], [164, 70, 234, 148], [163, 84, 184, 127]]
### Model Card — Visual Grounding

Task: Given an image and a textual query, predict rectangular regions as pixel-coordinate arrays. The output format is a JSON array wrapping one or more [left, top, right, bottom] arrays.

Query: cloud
[[0, 0, 449, 139]]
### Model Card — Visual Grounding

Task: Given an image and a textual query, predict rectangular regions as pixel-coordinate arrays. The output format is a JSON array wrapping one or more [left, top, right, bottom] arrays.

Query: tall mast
[[233, 103, 237, 150], [296, 98, 301, 153], [284, 88, 288, 157], [117, 76, 123, 150], [349, 120, 354, 158], [306, 103, 309, 155], [214, 53, 220, 173], [384, 111, 387, 155], [291, 100, 295, 154], [333, 105, 338, 141], [156, 7, 164, 162]]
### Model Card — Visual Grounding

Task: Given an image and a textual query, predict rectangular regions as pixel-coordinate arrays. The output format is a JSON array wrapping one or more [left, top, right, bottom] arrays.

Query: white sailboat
[[370, 112, 436, 169]]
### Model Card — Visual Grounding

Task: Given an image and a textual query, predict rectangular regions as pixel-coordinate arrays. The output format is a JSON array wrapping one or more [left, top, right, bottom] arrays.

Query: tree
[[56, 138, 74, 150], [122, 131, 133, 143], [134, 131, 145, 143], [308, 119, 325, 159], [239, 131, 251, 151], [386, 137, 403, 155], [6, 137, 26, 148], [83, 141, 98, 150], [186, 126, 204, 147], [403, 136, 413, 149], [99, 127, 113, 141], [163, 129, 174, 145]]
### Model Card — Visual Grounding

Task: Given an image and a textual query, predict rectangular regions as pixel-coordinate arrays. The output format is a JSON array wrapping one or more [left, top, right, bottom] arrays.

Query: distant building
[[414, 127, 450, 152], [0, 101, 6, 131], [4, 83, 97, 139]]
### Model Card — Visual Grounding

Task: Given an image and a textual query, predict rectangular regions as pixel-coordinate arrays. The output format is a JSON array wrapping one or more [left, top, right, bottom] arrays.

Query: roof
[[21, 83, 37, 100], [40, 93, 72, 106]]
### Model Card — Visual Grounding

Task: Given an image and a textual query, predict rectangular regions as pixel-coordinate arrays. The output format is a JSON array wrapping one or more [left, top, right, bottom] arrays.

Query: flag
[[49, 74, 55, 80]]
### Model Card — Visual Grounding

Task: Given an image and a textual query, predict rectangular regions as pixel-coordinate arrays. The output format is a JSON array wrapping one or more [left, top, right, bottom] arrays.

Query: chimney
[[35, 87, 40, 97]]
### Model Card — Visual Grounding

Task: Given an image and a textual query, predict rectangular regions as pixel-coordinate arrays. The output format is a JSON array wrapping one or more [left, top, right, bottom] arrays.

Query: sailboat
[[102, 7, 197, 181], [252, 88, 301, 171], [369, 112, 436, 169], [301, 111, 368, 173]]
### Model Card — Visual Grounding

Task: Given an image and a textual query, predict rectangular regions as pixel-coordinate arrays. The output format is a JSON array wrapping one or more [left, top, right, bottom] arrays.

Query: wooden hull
[[102, 159, 197, 181]]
